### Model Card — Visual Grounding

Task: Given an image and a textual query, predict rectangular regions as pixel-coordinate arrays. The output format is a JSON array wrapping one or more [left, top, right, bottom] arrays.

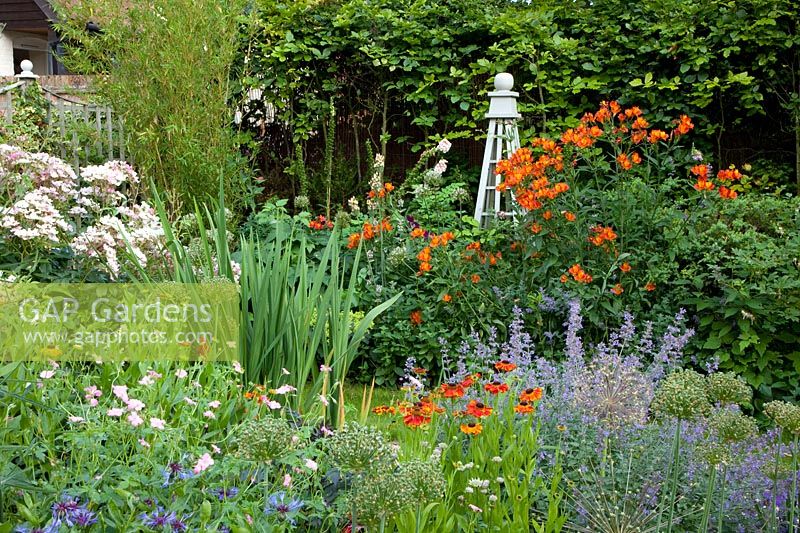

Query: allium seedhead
[[764, 401, 800, 435], [348, 467, 415, 526], [573, 350, 651, 431], [325, 423, 392, 473], [235, 417, 296, 462], [696, 441, 731, 466], [395, 459, 446, 503], [651, 369, 711, 421], [708, 408, 758, 444], [705, 372, 752, 406]]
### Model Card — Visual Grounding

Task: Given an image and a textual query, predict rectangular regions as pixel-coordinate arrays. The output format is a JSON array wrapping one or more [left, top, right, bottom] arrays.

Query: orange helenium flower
[[514, 401, 535, 414], [494, 360, 517, 372], [485, 381, 509, 395], [440, 383, 465, 399], [466, 400, 493, 418], [519, 387, 543, 403], [460, 422, 483, 435]]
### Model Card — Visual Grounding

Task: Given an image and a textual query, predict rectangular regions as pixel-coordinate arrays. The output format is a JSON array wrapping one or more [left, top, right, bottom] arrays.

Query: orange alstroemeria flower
[[442, 293, 452, 303], [673, 115, 694, 136], [693, 179, 715, 192], [648, 129, 669, 144], [611, 283, 624, 296], [410, 227, 425, 238], [620, 262, 632, 273], [471, 274, 481, 284], [568, 264, 593, 284], [563, 211, 576, 222], [690, 164, 709, 179], [645, 281, 656, 292], [719, 186, 738, 200], [409, 310, 423, 326], [717, 168, 743, 182]]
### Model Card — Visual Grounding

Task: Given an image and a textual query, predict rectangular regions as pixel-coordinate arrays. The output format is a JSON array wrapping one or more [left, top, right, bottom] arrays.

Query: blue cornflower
[[51, 494, 81, 522], [210, 487, 239, 501], [264, 492, 303, 524], [162, 462, 194, 486], [139, 507, 177, 530], [15, 522, 60, 533], [71, 508, 98, 529]]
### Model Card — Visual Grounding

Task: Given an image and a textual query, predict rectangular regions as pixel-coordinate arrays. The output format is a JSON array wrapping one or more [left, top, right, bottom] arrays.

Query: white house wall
[[0, 31, 14, 76]]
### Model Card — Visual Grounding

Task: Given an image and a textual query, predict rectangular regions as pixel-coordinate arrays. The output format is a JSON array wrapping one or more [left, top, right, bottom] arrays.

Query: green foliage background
[[243, 0, 799, 196]]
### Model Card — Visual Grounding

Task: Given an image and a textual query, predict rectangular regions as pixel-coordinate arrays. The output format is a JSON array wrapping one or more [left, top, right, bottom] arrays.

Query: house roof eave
[[31, 0, 57, 23]]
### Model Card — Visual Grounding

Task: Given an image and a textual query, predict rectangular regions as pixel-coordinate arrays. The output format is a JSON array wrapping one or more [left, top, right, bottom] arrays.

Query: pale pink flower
[[232, 361, 244, 374], [39, 370, 55, 379], [281, 368, 290, 375], [89, 399, 99, 407], [150, 417, 166, 430], [193, 453, 214, 474], [273, 385, 296, 395], [112, 385, 129, 402], [107, 407, 124, 417], [282, 474, 292, 487], [208, 400, 221, 409], [469, 504, 483, 513], [139, 438, 150, 448], [319, 364, 332, 372], [434, 159, 448, 175], [305, 458, 318, 472], [125, 398, 145, 412], [147, 370, 162, 379], [212, 444, 221, 454], [203, 410, 216, 419], [266, 400, 281, 410], [437, 138, 452, 153], [49, 360, 60, 369], [127, 412, 143, 427], [175, 369, 188, 378], [246, 515, 253, 526], [83, 385, 102, 400], [68, 416, 84, 423], [183, 397, 197, 406], [138, 375, 155, 386]]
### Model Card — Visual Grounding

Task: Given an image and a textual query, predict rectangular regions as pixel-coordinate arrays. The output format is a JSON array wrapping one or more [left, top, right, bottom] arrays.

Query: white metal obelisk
[[473, 72, 521, 226]]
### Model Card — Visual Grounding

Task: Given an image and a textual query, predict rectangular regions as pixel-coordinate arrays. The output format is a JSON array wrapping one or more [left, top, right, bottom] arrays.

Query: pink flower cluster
[[0, 145, 166, 276]]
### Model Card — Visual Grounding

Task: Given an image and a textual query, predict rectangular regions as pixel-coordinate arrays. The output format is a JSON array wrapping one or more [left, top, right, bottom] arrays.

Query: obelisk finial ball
[[494, 73, 514, 91]]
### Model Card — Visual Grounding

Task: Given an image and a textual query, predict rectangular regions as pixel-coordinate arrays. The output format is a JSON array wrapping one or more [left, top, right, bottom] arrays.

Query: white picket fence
[[0, 61, 130, 169]]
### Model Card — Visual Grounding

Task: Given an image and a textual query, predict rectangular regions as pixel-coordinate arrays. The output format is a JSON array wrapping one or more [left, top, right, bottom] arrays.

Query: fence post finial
[[16, 60, 39, 81]]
